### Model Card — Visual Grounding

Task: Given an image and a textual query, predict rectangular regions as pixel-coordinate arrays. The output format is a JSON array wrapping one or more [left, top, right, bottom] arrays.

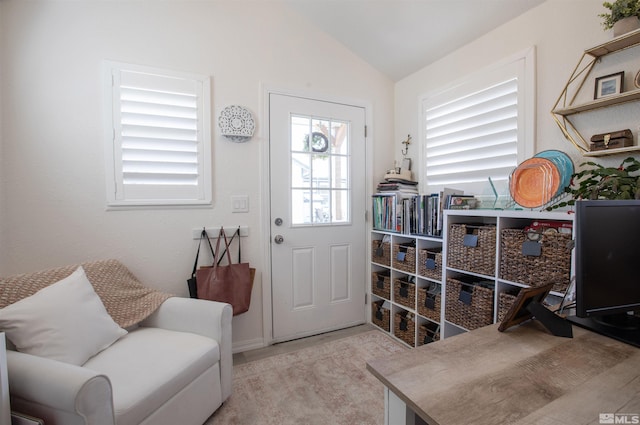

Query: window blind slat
[[120, 71, 199, 96], [122, 173, 198, 185], [121, 100, 197, 120], [427, 166, 514, 186], [426, 79, 517, 119], [121, 137, 198, 152], [121, 112, 197, 131], [122, 149, 197, 163], [427, 106, 517, 140], [121, 125, 197, 142], [427, 117, 517, 148], [427, 144, 517, 166], [427, 129, 517, 158], [428, 155, 517, 176], [123, 162, 197, 174], [426, 92, 517, 132]]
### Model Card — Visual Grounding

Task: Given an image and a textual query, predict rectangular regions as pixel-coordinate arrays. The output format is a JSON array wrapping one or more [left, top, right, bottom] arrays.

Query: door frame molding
[[260, 84, 374, 347]]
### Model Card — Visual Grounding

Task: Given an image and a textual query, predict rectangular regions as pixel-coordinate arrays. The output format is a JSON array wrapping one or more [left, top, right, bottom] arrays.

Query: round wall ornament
[[218, 105, 255, 142]]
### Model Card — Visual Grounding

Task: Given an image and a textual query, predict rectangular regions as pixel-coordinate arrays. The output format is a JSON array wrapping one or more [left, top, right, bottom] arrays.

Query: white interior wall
[[395, 0, 640, 195], [0, 3, 4, 271], [0, 0, 394, 350]]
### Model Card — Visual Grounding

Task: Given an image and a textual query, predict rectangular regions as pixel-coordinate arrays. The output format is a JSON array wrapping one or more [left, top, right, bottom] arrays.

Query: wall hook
[[401, 134, 412, 157]]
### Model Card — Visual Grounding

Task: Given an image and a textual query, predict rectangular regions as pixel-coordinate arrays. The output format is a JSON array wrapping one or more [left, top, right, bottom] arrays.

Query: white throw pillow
[[0, 266, 127, 365]]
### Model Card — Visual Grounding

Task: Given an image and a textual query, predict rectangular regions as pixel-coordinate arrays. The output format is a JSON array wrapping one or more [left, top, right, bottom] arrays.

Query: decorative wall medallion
[[218, 105, 255, 142]]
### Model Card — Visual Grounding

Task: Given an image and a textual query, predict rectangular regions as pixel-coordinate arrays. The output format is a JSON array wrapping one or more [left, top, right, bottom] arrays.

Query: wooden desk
[[367, 321, 640, 425]]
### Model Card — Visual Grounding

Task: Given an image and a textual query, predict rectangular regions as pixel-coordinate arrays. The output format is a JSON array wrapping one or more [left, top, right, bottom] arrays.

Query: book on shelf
[[373, 187, 464, 237], [447, 195, 478, 210], [372, 193, 398, 232]]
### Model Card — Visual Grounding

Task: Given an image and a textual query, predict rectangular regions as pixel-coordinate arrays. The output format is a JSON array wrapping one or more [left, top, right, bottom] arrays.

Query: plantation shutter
[[422, 49, 534, 197], [425, 78, 518, 187], [105, 62, 211, 206]]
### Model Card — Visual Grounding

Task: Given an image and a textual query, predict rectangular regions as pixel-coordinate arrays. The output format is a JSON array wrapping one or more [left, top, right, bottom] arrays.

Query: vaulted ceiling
[[284, 0, 546, 81]]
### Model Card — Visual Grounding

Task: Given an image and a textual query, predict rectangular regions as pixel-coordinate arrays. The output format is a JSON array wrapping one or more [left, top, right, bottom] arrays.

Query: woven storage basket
[[371, 240, 391, 266], [418, 248, 442, 280], [445, 277, 494, 330], [393, 311, 415, 347], [371, 270, 391, 299], [417, 283, 441, 322], [447, 224, 496, 276], [499, 229, 572, 293], [371, 300, 390, 332], [393, 277, 416, 309], [417, 322, 440, 346], [392, 241, 416, 273], [497, 290, 519, 322]]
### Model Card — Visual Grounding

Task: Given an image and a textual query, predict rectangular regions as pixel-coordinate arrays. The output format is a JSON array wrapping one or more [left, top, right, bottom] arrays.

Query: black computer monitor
[[568, 199, 640, 347]]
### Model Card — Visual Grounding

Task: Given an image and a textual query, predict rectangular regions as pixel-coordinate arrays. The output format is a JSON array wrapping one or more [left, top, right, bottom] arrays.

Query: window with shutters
[[421, 48, 534, 201], [103, 61, 211, 207]]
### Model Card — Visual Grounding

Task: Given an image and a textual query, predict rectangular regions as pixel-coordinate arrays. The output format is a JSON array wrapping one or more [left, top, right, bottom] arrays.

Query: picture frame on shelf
[[498, 283, 554, 332], [594, 71, 624, 99]]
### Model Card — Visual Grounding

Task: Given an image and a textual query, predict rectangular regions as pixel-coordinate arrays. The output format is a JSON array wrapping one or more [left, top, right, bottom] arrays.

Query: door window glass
[[290, 116, 350, 225]]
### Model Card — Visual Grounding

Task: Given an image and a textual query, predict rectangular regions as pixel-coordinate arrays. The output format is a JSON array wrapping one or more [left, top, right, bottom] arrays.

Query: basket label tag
[[396, 251, 406, 262], [400, 318, 408, 331], [459, 288, 473, 305], [463, 234, 478, 247], [376, 277, 385, 289], [425, 296, 436, 310], [375, 245, 383, 257], [376, 310, 383, 320], [522, 240, 542, 257], [400, 285, 409, 297], [425, 258, 436, 270]]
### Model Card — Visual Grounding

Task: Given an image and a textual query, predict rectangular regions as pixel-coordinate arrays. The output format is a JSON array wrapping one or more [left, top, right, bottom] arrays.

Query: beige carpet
[[208, 329, 408, 425]]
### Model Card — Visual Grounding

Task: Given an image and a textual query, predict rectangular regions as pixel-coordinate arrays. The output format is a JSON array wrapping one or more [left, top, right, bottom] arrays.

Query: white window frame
[[103, 61, 212, 208], [420, 47, 535, 203]]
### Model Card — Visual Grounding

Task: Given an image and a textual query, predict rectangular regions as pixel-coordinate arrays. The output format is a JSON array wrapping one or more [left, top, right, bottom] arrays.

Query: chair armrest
[[7, 350, 114, 424], [139, 297, 233, 400]]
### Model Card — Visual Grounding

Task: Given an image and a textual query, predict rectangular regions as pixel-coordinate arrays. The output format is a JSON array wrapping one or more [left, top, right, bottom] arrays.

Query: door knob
[[274, 235, 284, 244]]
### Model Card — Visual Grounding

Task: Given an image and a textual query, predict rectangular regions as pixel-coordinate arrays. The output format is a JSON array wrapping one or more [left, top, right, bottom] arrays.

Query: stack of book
[[375, 180, 418, 197], [373, 188, 476, 236]]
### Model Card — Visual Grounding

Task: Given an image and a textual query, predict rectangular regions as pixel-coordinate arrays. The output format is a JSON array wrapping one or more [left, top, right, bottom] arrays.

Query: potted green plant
[[600, 0, 640, 35], [546, 156, 640, 210]]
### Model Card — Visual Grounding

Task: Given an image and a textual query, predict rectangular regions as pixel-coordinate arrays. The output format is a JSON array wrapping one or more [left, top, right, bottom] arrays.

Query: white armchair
[[0, 260, 232, 425]]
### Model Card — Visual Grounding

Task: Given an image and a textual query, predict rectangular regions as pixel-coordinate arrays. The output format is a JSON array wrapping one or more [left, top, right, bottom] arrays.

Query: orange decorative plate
[[510, 158, 560, 208]]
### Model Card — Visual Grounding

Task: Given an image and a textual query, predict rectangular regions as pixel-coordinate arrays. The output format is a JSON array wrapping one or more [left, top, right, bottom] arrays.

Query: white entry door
[[269, 93, 367, 342]]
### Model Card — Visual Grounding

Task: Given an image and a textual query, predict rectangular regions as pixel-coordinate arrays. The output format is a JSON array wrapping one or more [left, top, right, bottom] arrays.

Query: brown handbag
[[196, 227, 255, 316]]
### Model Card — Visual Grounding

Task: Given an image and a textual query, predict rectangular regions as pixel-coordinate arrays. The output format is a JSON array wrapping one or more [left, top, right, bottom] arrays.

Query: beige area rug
[[208, 330, 408, 425]]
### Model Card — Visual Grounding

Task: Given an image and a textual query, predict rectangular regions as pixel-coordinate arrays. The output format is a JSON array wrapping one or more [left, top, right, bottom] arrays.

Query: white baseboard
[[232, 337, 265, 353], [11, 412, 44, 425]]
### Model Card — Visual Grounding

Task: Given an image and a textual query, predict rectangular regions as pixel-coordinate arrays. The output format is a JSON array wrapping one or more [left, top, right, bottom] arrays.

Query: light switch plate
[[231, 195, 249, 213]]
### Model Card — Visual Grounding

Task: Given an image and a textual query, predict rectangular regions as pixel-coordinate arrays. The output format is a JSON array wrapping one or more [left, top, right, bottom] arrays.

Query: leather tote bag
[[196, 227, 254, 315]]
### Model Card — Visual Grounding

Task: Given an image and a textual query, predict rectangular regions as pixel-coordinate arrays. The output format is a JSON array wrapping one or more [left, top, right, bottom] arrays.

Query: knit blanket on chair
[[0, 259, 173, 328]]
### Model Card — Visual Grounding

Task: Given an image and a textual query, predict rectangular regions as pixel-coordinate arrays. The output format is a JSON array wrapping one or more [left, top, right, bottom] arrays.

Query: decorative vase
[[613, 16, 640, 37]]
